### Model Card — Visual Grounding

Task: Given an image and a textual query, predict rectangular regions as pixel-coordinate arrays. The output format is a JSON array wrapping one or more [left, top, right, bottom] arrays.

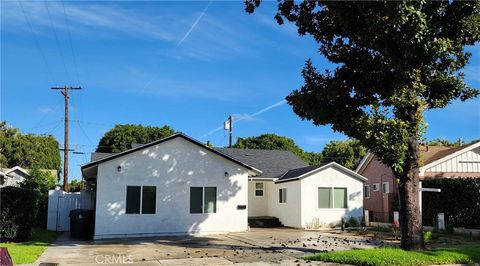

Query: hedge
[[422, 178, 480, 229], [0, 187, 38, 241]]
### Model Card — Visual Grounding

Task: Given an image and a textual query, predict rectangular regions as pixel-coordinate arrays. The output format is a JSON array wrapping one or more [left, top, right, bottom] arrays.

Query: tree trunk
[[397, 134, 425, 250]]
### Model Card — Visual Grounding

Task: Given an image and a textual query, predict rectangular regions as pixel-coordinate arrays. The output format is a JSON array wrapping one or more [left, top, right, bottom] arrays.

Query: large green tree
[[233, 133, 323, 165], [96, 124, 176, 153], [245, 1, 479, 250], [0, 121, 61, 170], [322, 139, 366, 170]]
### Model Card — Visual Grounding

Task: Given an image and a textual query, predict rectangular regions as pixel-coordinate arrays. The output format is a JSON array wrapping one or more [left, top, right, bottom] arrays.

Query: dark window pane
[[190, 187, 203, 213], [126, 186, 141, 214], [204, 187, 217, 213], [255, 190, 263, 196], [142, 186, 156, 214]]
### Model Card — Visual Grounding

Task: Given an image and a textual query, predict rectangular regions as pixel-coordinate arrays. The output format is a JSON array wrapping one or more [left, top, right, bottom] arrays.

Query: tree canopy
[[0, 121, 61, 170], [322, 139, 367, 170], [233, 133, 323, 165], [96, 124, 176, 153], [245, 0, 479, 250]]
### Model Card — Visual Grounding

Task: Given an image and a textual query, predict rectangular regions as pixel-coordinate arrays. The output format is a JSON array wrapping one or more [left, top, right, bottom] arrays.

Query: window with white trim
[[364, 185, 370, 198], [190, 187, 217, 214], [279, 188, 287, 203], [382, 182, 390, 193], [372, 183, 380, 191], [255, 182, 264, 196], [318, 187, 348, 209]]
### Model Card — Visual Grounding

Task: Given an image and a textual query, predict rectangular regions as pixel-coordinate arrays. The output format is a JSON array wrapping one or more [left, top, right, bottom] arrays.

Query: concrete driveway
[[34, 228, 387, 265]]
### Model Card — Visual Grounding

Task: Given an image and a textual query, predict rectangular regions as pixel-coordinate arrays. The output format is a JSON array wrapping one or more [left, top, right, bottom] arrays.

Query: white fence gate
[[47, 188, 94, 231]]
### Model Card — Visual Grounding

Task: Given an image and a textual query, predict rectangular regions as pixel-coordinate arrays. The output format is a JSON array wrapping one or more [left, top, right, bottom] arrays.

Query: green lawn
[[305, 245, 480, 266], [0, 227, 61, 264]]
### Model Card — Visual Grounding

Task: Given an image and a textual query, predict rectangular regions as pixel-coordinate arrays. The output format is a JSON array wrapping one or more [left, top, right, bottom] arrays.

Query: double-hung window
[[372, 183, 380, 191], [126, 186, 156, 214], [279, 188, 287, 203], [318, 187, 347, 209], [255, 182, 264, 196], [190, 187, 217, 214]]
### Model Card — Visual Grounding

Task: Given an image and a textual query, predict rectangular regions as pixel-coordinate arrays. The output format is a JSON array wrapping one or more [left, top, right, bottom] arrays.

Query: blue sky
[[1, 1, 479, 181]]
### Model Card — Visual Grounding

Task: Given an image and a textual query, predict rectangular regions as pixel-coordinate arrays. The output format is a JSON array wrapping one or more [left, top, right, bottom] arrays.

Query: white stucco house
[[81, 133, 366, 239]]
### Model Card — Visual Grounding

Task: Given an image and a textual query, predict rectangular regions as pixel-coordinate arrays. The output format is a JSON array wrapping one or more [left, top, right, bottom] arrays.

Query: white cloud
[[39, 106, 54, 113]]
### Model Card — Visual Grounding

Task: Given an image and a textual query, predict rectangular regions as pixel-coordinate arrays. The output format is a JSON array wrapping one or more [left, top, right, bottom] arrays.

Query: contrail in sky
[[200, 99, 288, 139], [177, 1, 213, 47]]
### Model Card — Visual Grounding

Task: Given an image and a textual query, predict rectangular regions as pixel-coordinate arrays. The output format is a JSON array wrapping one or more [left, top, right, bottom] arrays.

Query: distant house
[[0, 166, 30, 187], [81, 133, 366, 239], [356, 141, 480, 223], [0, 166, 58, 188]]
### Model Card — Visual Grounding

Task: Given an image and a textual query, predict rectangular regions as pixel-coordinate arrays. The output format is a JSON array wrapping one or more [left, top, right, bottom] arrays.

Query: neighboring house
[[81, 133, 367, 239], [0, 167, 58, 188], [0, 166, 30, 187], [356, 141, 480, 223]]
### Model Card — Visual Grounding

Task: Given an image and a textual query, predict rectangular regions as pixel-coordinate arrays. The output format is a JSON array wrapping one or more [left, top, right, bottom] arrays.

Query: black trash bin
[[69, 209, 94, 239]]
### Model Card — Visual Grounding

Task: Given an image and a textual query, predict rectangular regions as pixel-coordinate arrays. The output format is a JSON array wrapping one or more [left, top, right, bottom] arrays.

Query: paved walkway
[[31, 228, 384, 265]]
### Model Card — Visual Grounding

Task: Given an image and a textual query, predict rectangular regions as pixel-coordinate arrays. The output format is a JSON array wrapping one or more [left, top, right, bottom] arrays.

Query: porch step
[[248, 216, 284, 228]]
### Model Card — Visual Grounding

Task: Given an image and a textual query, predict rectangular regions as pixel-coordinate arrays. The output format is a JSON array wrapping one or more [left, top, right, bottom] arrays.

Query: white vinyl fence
[[47, 188, 94, 231]]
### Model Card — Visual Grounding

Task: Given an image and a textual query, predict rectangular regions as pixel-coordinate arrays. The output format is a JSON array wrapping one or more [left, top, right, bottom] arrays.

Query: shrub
[[0, 187, 38, 241], [423, 231, 432, 243], [444, 224, 455, 234], [348, 216, 359, 227]]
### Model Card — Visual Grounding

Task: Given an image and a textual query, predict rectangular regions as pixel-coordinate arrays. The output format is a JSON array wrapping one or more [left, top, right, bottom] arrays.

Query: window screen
[[333, 188, 347, 208], [318, 188, 331, 208], [204, 187, 217, 213], [142, 186, 156, 214], [126, 186, 141, 214], [190, 187, 203, 213]]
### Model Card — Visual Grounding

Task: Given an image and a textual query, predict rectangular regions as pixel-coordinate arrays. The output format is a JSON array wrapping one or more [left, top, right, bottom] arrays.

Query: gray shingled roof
[[276, 164, 326, 182], [215, 148, 308, 178]]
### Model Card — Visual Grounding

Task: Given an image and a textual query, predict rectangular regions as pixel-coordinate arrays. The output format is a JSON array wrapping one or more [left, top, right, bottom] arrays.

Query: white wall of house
[[247, 180, 272, 217], [300, 167, 364, 227], [267, 181, 302, 227], [94, 137, 250, 239], [422, 146, 480, 175]]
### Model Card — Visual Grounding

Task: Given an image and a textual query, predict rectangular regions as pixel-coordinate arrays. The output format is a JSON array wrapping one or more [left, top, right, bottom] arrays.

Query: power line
[[44, 0, 72, 84], [61, 0, 82, 86], [17, 0, 56, 84]]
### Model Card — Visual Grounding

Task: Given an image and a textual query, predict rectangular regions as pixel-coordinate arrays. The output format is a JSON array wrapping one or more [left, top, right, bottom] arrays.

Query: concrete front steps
[[248, 216, 284, 228]]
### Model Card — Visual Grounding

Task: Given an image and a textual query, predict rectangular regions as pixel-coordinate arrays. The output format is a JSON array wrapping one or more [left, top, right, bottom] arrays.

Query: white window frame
[[317, 187, 348, 209], [255, 182, 264, 197], [364, 185, 370, 198], [382, 182, 390, 194], [279, 188, 287, 203], [372, 183, 380, 191]]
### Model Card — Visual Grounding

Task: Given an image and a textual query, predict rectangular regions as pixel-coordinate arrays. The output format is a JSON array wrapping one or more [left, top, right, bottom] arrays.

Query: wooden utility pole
[[51, 86, 81, 191]]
